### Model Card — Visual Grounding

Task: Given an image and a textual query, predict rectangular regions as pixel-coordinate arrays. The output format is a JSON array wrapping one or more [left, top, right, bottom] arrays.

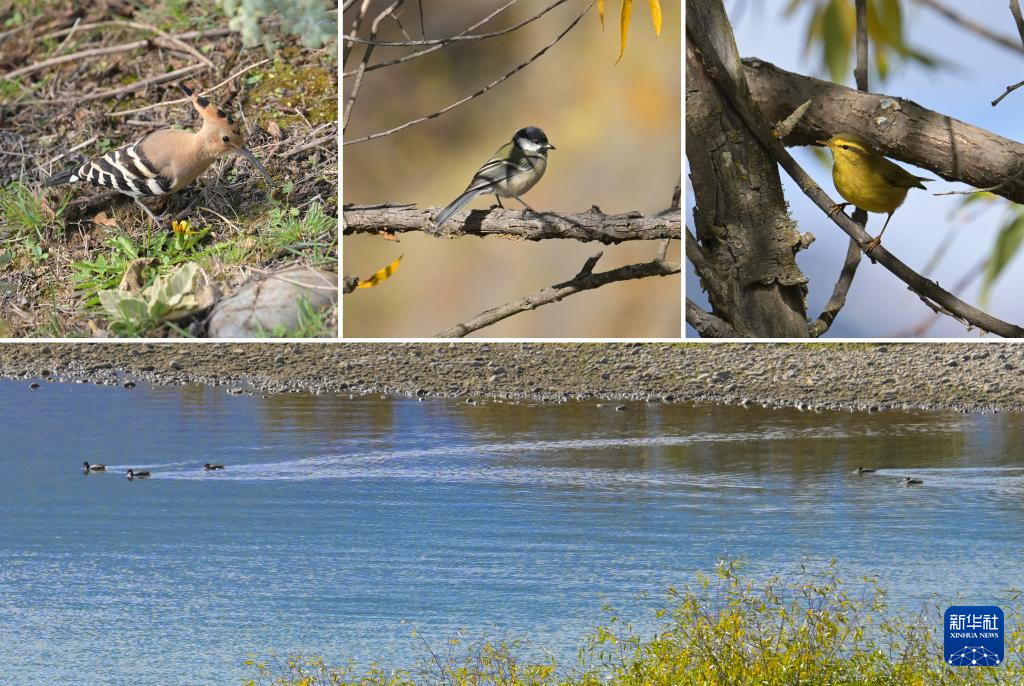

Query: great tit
[[432, 126, 555, 228]]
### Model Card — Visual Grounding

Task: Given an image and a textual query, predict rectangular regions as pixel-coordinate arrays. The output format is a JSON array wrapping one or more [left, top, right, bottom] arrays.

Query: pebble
[[0, 343, 1020, 415]]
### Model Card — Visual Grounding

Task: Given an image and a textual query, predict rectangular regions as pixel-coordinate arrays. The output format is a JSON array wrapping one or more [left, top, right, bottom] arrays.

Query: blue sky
[[687, 1, 1024, 337]]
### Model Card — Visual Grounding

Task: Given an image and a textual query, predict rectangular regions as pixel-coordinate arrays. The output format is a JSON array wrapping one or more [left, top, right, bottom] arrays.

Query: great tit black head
[[514, 126, 555, 152]]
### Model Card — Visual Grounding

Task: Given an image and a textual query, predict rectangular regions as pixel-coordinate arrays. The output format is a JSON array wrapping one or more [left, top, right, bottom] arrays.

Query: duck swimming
[[83, 461, 106, 473], [203, 463, 225, 471], [855, 466, 876, 474], [902, 477, 923, 486], [126, 469, 151, 481]]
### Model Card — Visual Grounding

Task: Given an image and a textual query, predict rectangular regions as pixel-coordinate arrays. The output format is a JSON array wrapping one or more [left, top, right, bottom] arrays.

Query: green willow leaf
[[981, 212, 1024, 306], [823, 0, 853, 82]]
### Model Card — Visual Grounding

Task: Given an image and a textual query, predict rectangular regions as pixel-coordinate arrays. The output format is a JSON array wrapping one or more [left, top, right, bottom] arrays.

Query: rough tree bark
[[743, 59, 1024, 206], [686, 0, 810, 337], [343, 203, 678, 244]]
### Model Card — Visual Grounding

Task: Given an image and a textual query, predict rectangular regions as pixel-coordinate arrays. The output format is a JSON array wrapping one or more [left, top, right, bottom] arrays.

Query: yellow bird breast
[[831, 156, 909, 214]]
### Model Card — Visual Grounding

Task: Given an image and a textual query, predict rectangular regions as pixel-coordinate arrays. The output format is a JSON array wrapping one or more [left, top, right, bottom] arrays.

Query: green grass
[[255, 297, 335, 338], [0, 181, 66, 246], [242, 560, 1024, 685], [261, 201, 337, 267]]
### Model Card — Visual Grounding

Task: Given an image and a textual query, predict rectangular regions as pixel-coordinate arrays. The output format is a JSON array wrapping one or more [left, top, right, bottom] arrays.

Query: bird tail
[[433, 187, 483, 228], [913, 176, 933, 189], [42, 169, 77, 188]]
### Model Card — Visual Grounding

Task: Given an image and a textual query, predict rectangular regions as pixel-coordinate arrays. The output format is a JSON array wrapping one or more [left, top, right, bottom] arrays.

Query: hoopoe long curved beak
[[235, 146, 273, 186]]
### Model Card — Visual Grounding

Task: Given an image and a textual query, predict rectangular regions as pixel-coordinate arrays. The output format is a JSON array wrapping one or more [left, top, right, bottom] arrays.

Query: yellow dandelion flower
[[172, 220, 194, 235]]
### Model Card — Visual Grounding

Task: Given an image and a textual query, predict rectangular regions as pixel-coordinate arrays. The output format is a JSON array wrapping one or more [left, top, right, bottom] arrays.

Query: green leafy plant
[[221, 0, 336, 50], [242, 560, 1024, 685], [785, 0, 940, 83], [72, 228, 210, 306], [98, 262, 203, 336]]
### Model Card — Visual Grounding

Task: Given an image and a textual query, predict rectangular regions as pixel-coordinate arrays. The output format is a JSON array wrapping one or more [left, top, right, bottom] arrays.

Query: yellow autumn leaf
[[649, 0, 662, 36], [597, 0, 604, 28], [616, 0, 632, 64], [356, 255, 403, 289]]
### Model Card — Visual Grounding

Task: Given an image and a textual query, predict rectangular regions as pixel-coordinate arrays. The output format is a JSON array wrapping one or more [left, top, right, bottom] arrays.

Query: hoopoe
[[43, 83, 272, 220]]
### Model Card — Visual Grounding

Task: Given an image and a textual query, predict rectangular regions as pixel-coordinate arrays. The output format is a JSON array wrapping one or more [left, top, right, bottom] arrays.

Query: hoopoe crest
[[43, 82, 272, 200]]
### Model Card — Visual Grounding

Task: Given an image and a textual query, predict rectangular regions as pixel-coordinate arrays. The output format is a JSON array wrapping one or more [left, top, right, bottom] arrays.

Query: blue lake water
[[1, 378, 1023, 684]]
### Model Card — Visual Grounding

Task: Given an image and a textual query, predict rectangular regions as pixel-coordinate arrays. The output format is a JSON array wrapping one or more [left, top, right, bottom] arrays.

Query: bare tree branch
[[344, 0, 594, 146], [686, 298, 737, 337], [342, 203, 679, 244], [343, 0, 571, 46], [742, 59, 1024, 207], [342, 1, 520, 77], [810, 0, 869, 337], [1011, 0, 1024, 48], [914, 0, 1024, 55], [436, 251, 679, 338], [808, 238, 862, 337], [344, 0, 373, 68], [343, 0, 405, 131], [689, 31, 1024, 338]]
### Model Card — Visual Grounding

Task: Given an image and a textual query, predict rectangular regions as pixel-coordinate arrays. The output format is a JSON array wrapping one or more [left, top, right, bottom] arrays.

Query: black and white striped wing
[[70, 139, 174, 198]]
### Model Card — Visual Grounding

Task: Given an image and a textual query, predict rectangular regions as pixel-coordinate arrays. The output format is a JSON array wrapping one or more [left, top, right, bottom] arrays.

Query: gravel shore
[[0, 342, 1019, 413]]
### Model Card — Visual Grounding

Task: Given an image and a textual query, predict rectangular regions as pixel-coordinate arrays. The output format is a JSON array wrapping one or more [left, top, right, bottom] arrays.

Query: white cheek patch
[[516, 137, 542, 152]]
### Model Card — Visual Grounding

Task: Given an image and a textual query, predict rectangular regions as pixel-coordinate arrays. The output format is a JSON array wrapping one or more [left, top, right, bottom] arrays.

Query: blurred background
[[343, 0, 680, 338], [687, 0, 1024, 337]]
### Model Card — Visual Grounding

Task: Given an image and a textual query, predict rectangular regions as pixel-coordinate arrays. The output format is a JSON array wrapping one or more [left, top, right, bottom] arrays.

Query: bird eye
[[222, 135, 230, 143], [841, 145, 850, 150]]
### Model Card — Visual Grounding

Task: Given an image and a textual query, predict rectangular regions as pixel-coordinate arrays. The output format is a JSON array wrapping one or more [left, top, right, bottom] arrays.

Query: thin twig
[[992, 78, 1024, 107], [914, 0, 1024, 54], [437, 252, 679, 337], [40, 135, 99, 169], [281, 132, 337, 159], [344, 1, 594, 146], [51, 17, 82, 57], [344, 0, 373, 68], [5, 40, 148, 79], [344, 0, 405, 131], [344, 0, 571, 46], [15, 64, 206, 105], [1011, 0, 1024, 48], [342, 1, 520, 77], [934, 165, 1024, 195], [890, 254, 989, 337], [40, 22, 231, 42], [688, 26, 1024, 338], [107, 59, 271, 117]]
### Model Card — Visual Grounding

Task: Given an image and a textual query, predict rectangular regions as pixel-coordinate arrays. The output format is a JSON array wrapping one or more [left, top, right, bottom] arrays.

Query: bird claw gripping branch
[[43, 82, 274, 206]]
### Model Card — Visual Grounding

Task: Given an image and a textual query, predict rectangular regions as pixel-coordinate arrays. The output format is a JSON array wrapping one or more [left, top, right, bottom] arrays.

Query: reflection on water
[[0, 379, 1022, 685]]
